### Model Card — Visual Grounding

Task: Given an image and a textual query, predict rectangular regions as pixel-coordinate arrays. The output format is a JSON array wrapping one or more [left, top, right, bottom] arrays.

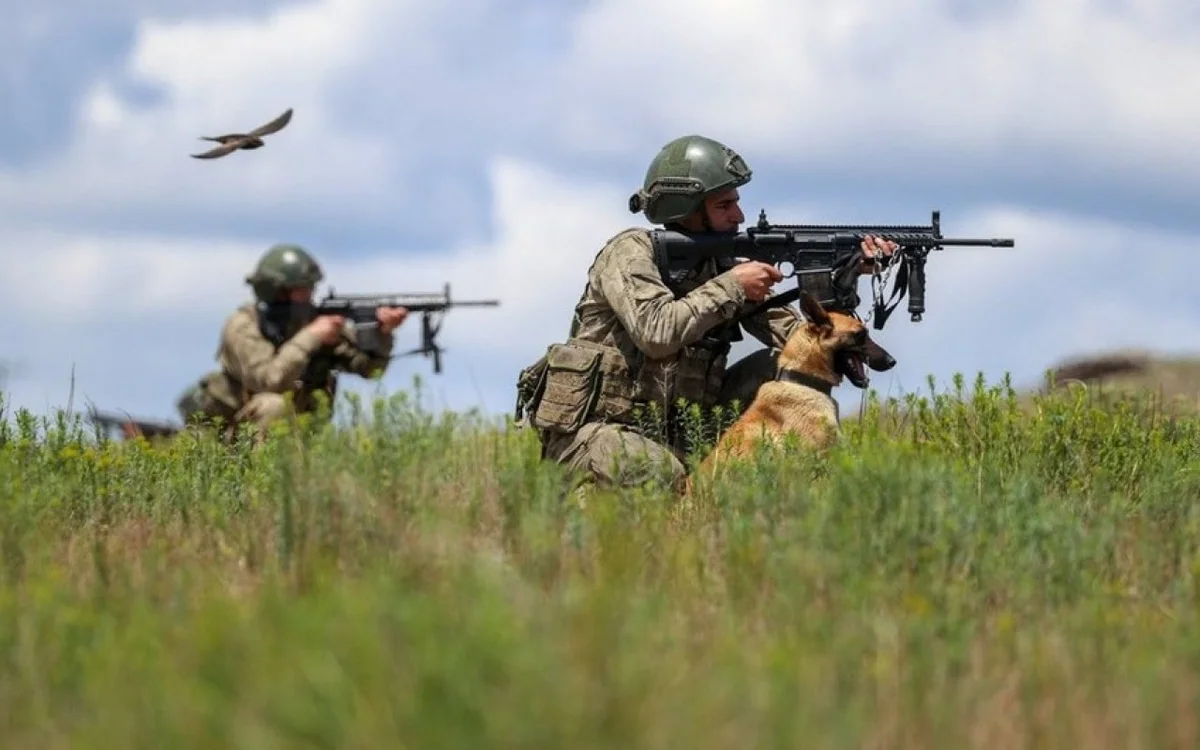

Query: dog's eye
[[854, 329, 867, 345]]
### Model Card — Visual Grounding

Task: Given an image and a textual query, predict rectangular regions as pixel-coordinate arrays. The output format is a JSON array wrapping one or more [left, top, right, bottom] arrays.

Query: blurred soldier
[[176, 243, 408, 439]]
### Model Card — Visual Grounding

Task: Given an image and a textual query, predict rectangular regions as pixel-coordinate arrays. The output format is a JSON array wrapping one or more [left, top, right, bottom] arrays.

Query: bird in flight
[[190, 107, 293, 159]]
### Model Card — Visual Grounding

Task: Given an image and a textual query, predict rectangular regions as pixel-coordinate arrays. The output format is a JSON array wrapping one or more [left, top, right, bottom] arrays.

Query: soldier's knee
[[583, 425, 686, 489], [256, 393, 290, 421], [244, 393, 292, 426]]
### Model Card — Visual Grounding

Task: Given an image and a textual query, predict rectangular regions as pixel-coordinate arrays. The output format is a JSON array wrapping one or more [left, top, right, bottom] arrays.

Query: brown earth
[[1035, 348, 1200, 412], [845, 349, 1200, 422]]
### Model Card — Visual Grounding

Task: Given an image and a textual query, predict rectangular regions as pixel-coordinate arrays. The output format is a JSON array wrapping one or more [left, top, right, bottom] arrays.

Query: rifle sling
[[869, 253, 910, 331], [731, 251, 913, 331], [738, 286, 803, 321]]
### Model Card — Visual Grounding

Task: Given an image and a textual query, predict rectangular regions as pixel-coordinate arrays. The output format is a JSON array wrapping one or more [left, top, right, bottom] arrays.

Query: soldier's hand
[[858, 235, 898, 272], [731, 261, 783, 302], [307, 315, 346, 345], [376, 306, 408, 335]]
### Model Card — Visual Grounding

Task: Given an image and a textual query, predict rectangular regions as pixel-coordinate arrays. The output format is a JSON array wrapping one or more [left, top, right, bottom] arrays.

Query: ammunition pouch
[[298, 351, 338, 392], [514, 354, 549, 427], [520, 340, 640, 435], [517, 330, 734, 440], [179, 371, 240, 426], [530, 343, 600, 434], [675, 327, 733, 408]]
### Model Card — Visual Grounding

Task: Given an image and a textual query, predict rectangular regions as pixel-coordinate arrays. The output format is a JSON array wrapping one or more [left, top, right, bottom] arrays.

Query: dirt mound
[[1035, 349, 1200, 415], [1047, 351, 1152, 387]]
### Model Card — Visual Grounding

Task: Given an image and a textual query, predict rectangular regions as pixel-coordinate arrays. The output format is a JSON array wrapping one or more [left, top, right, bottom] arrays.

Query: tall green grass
[[1, 373, 1199, 749]]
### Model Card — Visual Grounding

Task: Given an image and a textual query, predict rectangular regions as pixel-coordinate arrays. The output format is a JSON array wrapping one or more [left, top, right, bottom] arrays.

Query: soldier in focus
[[516, 134, 896, 489], [176, 243, 408, 440]]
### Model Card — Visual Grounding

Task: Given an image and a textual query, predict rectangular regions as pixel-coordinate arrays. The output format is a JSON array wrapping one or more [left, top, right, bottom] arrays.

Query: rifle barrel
[[770, 233, 1015, 248], [320, 294, 500, 305], [775, 232, 1015, 248], [929, 238, 1014, 247], [327, 292, 446, 299]]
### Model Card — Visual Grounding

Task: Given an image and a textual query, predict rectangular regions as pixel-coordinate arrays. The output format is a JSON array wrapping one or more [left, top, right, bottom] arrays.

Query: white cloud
[[0, 0, 421, 222], [550, 0, 1200, 179], [0, 156, 626, 336], [0, 227, 260, 318], [319, 156, 632, 347], [6, 0, 1198, 234]]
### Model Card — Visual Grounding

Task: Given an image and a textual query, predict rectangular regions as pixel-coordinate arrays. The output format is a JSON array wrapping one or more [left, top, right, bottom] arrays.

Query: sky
[[2, 0, 1199, 426]]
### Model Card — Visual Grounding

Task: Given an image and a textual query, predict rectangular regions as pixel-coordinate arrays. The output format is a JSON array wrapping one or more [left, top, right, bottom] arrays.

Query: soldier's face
[[287, 287, 314, 303], [703, 189, 745, 232]]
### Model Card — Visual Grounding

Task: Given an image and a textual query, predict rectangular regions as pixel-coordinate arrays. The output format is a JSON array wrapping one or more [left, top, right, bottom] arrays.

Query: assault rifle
[[650, 209, 1015, 330], [313, 283, 501, 373], [86, 407, 182, 441]]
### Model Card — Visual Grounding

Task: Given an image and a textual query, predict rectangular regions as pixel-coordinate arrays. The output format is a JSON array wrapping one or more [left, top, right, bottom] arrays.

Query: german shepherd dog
[[693, 292, 897, 482]]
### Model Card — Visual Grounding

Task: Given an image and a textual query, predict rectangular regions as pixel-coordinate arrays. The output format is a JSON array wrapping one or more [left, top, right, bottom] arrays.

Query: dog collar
[[774, 367, 834, 395]]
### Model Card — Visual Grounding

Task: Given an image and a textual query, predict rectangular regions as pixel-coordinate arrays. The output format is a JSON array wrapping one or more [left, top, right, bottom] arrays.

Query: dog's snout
[[866, 340, 898, 372], [870, 350, 897, 372]]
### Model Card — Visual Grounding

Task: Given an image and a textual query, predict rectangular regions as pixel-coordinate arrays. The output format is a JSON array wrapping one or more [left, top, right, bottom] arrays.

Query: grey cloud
[[0, 19, 137, 167], [521, 0, 1200, 233], [0, 2, 289, 168], [10, 0, 1192, 246]]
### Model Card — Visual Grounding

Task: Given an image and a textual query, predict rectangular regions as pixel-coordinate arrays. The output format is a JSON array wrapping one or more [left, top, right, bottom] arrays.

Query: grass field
[[3, 366, 1200, 749]]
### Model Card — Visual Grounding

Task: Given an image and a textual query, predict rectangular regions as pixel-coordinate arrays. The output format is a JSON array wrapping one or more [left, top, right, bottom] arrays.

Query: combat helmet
[[245, 243, 324, 301], [628, 135, 752, 225]]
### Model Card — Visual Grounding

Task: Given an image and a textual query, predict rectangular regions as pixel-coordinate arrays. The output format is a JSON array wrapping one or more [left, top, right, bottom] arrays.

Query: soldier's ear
[[799, 292, 831, 328]]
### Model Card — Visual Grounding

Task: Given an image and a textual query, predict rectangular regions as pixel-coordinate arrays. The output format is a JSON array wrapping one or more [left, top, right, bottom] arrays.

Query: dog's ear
[[799, 291, 832, 328]]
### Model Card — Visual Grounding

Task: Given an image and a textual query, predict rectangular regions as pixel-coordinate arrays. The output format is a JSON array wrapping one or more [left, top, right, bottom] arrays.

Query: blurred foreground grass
[[2, 370, 1200, 749]]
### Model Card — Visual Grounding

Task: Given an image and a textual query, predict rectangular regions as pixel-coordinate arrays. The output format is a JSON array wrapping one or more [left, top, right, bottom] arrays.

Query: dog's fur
[[692, 292, 897, 482]]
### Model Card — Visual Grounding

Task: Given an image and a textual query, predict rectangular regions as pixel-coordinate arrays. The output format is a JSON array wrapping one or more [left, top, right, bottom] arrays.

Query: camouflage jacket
[[566, 226, 802, 409], [210, 302, 394, 409]]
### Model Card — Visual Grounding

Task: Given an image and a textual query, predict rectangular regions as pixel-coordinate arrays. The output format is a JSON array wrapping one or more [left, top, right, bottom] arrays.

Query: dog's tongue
[[849, 353, 866, 383]]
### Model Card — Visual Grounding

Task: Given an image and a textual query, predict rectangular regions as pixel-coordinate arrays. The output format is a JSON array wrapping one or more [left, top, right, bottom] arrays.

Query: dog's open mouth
[[835, 349, 870, 388]]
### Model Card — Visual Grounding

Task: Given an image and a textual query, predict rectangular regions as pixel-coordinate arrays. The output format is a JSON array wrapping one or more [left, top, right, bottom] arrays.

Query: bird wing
[[248, 108, 293, 137], [190, 140, 242, 159]]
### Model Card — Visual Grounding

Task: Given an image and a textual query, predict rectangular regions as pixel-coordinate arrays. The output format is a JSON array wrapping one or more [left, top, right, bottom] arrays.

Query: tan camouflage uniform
[[177, 243, 396, 439], [519, 227, 801, 489], [179, 306, 393, 439]]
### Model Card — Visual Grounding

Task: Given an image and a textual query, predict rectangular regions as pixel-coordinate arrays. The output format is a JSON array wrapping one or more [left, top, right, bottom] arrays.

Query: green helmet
[[627, 135, 752, 225], [245, 243, 324, 300]]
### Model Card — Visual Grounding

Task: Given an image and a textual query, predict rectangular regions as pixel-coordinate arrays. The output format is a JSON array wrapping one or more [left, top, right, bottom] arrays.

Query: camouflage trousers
[[232, 393, 295, 432], [540, 347, 778, 490], [177, 381, 305, 443]]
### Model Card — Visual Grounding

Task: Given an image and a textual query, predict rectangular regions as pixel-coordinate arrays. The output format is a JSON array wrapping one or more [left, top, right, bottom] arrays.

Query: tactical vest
[[515, 228, 740, 441], [185, 303, 336, 423]]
